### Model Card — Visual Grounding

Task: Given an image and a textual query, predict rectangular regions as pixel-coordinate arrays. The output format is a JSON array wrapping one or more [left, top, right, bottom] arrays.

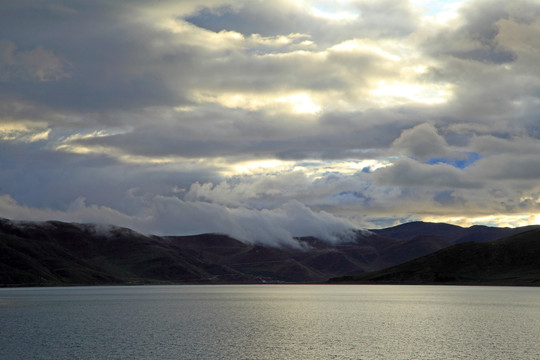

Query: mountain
[[0, 220, 253, 285], [1, 218, 538, 286], [0, 219, 384, 285], [369, 221, 539, 244], [329, 228, 540, 286]]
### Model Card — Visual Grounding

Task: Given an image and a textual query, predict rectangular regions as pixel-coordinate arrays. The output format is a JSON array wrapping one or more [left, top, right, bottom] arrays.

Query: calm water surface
[[1, 285, 539, 359]]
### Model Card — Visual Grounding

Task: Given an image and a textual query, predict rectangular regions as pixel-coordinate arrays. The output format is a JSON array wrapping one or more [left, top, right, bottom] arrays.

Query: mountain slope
[[1, 218, 538, 286], [329, 228, 540, 286], [0, 220, 253, 285], [370, 221, 538, 243]]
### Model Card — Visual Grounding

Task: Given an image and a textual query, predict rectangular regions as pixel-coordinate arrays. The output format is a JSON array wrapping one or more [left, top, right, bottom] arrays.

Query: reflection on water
[[1, 285, 539, 359]]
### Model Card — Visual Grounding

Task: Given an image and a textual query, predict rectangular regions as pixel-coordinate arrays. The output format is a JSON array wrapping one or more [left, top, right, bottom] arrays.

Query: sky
[[2, 0, 540, 246]]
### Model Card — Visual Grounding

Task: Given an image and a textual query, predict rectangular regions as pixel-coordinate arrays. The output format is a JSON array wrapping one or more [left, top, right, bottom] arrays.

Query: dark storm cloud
[[0, 1, 185, 111]]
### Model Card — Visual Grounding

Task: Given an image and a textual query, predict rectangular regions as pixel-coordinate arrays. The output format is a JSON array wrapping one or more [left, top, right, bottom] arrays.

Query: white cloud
[[0, 193, 356, 247]]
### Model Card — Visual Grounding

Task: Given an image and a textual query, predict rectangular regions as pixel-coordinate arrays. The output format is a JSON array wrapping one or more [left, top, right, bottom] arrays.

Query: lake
[[1, 285, 539, 359]]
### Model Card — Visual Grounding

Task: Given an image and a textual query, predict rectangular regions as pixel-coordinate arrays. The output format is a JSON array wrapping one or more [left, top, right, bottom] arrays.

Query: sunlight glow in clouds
[[311, 7, 359, 21], [231, 159, 296, 175], [304, 159, 395, 177], [225, 158, 393, 178], [370, 81, 453, 105], [330, 39, 401, 61], [0, 122, 50, 142], [194, 92, 321, 114], [421, 213, 540, 229], [277, 93, 321, 114]]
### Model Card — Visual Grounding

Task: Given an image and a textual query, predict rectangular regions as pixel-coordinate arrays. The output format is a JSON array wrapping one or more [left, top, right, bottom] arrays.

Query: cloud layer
[[2, 0, 540, 244]]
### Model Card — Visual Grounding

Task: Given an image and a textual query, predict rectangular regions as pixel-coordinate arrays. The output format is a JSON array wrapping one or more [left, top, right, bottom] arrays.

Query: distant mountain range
[[329, 227, 540, 286], [1, 218, 538, 286]]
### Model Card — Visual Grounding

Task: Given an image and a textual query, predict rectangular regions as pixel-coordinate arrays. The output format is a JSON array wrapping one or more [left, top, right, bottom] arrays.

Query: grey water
[[1, 285, 539, 360]]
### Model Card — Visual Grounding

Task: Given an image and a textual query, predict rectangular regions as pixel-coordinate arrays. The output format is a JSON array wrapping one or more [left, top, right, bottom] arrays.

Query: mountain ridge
[[1, 218, 538, 286], [329, 227, 540, 286]]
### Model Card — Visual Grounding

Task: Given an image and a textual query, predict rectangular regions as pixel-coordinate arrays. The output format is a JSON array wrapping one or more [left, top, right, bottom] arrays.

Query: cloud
[[0, 41, 71, 82], [469, 135, 540, 156], [370, 157, 479, 189], [421, 0, 517, 64], [0, 194, 135, 230], [417, 0, 540, 134], [185, 0, 419, 42], [391, 123, 450, 161], [144, 196, 357, 246], [469, 154, 540, 181], [0, 193, 356, 247], [0, 121, 50, 143]]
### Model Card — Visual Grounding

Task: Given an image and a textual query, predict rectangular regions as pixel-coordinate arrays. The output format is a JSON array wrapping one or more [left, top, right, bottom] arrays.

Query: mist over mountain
[[1, 218, 538, 286]]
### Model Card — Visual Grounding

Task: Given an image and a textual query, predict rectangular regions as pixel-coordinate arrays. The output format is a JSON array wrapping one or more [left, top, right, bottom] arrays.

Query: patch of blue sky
[[310, 0, 360, 20], [414, 0, 464, 15], [426, 152, 481, 169]]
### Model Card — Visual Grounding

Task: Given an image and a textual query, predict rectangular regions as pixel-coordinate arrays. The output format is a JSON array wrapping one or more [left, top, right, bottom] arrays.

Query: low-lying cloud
[[0, 194, 356, 247]]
